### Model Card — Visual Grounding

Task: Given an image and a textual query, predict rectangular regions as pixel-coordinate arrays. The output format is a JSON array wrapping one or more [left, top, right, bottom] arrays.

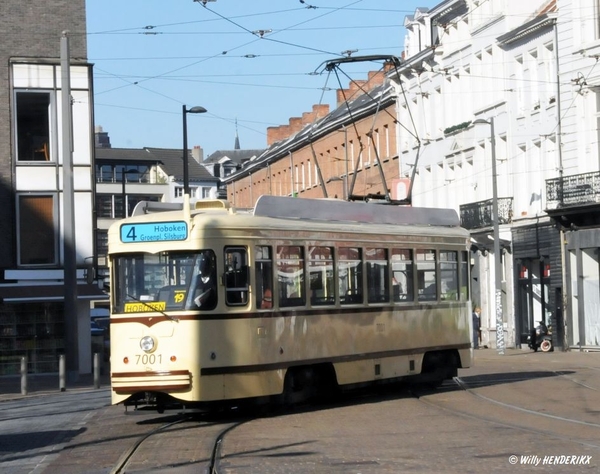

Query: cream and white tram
[[108, 195, 472, 410]]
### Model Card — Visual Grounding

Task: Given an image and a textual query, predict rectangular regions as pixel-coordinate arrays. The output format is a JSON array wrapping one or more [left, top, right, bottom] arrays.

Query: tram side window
[[417, 249, 437, 301], [224, 247, 249, 306], [308, 246, 334, 306], [339, 247, 363, 304], [187, 250, 217, 310], [460, 250, 469, 300], [366, 248, 389, 303], [277, 245, 305, 307], [255, 246, 273, 309], [440, 250, 459, 301], [392, 249, 413, 302]]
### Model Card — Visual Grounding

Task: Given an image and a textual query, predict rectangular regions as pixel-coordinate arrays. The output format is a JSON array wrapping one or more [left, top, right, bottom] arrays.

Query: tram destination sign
[[120, 221, 188, 243]]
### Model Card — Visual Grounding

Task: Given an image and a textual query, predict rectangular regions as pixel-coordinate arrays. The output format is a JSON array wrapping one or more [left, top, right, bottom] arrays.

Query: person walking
[[472, 307, 481, 349]]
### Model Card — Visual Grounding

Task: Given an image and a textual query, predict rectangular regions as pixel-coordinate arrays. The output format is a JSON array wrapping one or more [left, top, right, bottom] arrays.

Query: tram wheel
[[282, 364, 338, 407]]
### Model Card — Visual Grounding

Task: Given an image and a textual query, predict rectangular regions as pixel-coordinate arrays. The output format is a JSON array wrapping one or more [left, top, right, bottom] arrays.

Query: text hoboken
[[154, 224, 186, 233]]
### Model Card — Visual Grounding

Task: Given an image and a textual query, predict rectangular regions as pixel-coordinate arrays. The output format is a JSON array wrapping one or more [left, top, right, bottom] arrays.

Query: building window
[[255, 246, 273, 309], [15, 91, 52, 162], [417, 249, 437, 301], [366, 248, 388, 303], [224, 247, 249, 306], [178, 186, 199, 198], [96, 195, 115, 218], [96, 229, 108, 256], [309, 246, 334, 305], [278, 245, 305, 307], [202, 187, 211, 199], [392, 249, 413, 302], [96, 194, 158, 218], [440, 250, 459, 301], [95, 164, 151, 184], [339, 247, 362, 304], [17, 194, 57, 266]]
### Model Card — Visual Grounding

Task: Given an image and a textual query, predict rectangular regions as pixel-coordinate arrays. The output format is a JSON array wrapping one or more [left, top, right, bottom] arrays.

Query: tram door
[[516, 259, 550, 345]]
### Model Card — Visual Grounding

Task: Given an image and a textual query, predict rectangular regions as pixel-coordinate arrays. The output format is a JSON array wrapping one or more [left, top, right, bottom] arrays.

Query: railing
[[546, 171, 600, 210], [459, 197, 513, 230]]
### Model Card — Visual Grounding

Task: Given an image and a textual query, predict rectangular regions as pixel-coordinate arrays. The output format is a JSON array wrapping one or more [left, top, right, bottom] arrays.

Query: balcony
[[459, 197, 513, 230], [546, 171, 600, 210]]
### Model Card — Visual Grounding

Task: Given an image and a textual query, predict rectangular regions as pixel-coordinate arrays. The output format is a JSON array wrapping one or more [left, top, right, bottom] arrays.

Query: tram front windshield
[[112, 250, 217, 313]]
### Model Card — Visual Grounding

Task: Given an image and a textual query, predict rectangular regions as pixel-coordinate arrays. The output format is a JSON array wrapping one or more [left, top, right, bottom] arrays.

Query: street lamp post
[[182, 105, 207, 196], [473, 116, 505, 355]]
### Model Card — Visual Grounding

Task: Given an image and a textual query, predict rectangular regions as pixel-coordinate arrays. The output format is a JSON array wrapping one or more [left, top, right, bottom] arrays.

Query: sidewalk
[[0, 372, 110, 402], [469, 346, 600, 374]]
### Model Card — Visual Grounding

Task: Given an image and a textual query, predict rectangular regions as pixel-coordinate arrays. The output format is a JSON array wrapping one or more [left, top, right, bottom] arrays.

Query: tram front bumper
[[111, 369, 192, 395]]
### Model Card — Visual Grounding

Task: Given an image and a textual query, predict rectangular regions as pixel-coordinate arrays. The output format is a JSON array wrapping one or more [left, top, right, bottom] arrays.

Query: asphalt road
[[1, 348, 599, 473]]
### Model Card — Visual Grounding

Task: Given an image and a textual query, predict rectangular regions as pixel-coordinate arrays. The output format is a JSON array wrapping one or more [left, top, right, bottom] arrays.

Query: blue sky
[[86, 0, 434, 157]]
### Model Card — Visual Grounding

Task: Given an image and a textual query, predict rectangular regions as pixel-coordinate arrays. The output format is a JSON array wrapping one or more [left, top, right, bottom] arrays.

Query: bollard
[[93, 352, 100, 389], [59, 354, 66, 392], [20, 356, 28, 395]]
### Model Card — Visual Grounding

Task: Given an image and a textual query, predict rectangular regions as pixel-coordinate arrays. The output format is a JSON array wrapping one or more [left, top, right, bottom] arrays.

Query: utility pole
[[474, 117, 505, 355], [61, 31, 79, 380]]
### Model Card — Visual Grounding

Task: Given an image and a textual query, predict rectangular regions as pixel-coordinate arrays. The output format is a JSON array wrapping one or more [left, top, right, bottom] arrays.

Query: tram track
[[411, 373, 600, 450], [109, 410, 253, 474], [453, 376, 600, 429], [110, 415, 189, 474], [553, 369, 600, 391]]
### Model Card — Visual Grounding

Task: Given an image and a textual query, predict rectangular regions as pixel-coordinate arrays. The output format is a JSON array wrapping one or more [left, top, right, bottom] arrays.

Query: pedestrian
[[472, 307, 481, 349]]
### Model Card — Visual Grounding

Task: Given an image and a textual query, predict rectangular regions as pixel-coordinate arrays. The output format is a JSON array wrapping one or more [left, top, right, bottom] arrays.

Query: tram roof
[[128, 195, 461, 228], [107, 196, 469, 250], [253, 196, 460, 227]]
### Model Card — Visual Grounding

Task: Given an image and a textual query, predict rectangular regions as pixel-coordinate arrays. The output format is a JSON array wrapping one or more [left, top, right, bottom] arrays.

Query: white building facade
[[397, 0, 600, 350]]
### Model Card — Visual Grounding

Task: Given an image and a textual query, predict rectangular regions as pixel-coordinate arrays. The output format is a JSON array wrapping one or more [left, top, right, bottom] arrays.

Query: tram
[[108, 195, 472, 410]]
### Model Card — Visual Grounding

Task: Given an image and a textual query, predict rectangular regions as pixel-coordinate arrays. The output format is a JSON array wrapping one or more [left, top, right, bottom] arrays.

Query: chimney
[[289, 117, 303, 134], [313, 103, 329, 118], [267, 125, 292, 146], [266, 105, 330, 145], [349, 79, 367, 93], [336, 80, 366, 107], [336, 88, 351, 107], [192, 145, 203, 163], [367, 70, 385, 89], [302, 110, 316, 125], [94, 125, 111, 148]]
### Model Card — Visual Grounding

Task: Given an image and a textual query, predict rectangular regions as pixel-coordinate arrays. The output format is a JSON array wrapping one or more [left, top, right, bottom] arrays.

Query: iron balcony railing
[[459, 197, 513, 230], [546, 171, 600, 210]]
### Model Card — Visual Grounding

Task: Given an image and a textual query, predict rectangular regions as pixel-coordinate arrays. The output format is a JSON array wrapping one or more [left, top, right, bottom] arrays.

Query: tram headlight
[[140, 335, 156, 353]]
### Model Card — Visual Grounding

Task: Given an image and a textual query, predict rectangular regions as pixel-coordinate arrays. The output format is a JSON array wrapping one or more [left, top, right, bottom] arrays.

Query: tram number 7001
[[136, 354, 162, 365]]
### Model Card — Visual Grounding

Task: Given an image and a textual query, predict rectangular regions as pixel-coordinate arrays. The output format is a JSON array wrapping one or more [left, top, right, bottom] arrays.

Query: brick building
[[225, 68, 400, 208]]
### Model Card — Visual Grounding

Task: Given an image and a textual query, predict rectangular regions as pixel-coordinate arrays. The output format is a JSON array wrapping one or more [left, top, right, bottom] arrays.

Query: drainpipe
[[289, 151, 295, 196]]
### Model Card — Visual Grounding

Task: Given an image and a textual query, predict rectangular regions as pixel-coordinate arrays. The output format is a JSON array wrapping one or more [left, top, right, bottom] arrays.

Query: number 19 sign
[[120, 221, 188, 243]]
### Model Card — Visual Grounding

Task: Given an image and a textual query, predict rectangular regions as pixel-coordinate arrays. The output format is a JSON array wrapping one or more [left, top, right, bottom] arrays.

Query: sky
[[86, 0, 435, 157]]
